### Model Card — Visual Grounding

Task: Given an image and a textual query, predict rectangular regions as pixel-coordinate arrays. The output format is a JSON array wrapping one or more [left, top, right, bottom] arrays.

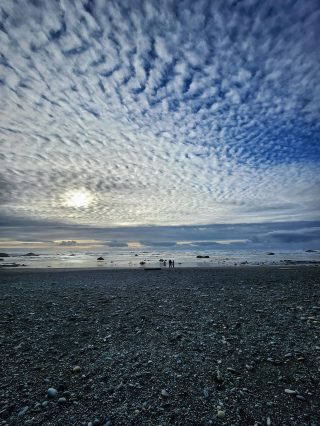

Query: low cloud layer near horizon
[[0, 0, 319, 248], [1, 214, 320, 250]]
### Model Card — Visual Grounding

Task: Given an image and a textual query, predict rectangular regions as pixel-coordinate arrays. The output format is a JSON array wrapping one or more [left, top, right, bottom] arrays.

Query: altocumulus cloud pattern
[[0, 0, 320, 227]]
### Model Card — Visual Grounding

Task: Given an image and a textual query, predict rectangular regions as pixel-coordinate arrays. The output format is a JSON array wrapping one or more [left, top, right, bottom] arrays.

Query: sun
[[64, 189, 94, 208]]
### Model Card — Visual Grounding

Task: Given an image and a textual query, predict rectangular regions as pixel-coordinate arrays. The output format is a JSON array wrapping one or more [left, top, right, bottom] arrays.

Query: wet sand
[[0, 267, 319, 425]]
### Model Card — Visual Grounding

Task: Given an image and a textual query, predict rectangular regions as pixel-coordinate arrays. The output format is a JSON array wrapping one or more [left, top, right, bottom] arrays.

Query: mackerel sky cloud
[[0, 0, 320, 248]]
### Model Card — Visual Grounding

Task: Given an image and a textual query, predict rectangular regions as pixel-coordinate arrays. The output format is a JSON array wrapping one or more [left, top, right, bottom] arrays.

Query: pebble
[[216, 370, 223, 383], [161, 389, 170, 397], [41, 401, 48, 408], [203, 386, 209, 398], [47, 387, 58, 398], [217, 410, 225, 418], [285, 389, 298, 395], [18, 406, 28, 417], [58, 397, 67, 404], [266, 416, 271, 425], [73, 365, 81, 373]]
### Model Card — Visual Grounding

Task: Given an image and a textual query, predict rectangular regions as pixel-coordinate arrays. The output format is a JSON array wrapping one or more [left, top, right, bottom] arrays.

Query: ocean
[[1, 249, 319, 269]]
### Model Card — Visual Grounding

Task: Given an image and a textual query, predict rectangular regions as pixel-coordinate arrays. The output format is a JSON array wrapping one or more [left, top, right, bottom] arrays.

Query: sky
[[0, 0, 320, 251]]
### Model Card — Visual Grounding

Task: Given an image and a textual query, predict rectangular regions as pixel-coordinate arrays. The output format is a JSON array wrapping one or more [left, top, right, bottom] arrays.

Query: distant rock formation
[[97, 257, 104, 260], [196, 255, 210, 258], [267, 252, 275, 255], [23, 252, 39, 256], [0, 253, 10, 257]]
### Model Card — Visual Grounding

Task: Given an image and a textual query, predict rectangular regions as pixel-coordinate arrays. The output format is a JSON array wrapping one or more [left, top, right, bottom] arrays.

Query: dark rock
[[97, 257, 104, 261], [47, 388, 58, 398]]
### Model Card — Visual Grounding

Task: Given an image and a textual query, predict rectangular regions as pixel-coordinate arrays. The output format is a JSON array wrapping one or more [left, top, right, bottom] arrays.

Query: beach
[[0, 267, 319, 425]]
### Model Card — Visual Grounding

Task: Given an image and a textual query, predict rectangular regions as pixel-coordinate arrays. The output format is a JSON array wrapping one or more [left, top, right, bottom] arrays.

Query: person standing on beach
[[172, 260, 175, 268], [169, 259, 172, 267]]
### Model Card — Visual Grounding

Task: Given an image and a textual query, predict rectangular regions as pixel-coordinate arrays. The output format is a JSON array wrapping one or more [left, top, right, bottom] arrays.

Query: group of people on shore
[[162, 259, 175, 267]]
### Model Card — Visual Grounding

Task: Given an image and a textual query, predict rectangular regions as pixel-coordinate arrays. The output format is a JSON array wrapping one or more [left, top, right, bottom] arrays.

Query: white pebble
[[217, 410, 225, 418], [285, 389, 298, 395]]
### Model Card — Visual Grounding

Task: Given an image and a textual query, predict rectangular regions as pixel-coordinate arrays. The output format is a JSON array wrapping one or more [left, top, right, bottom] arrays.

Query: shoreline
[[1, 264, 320, 274]]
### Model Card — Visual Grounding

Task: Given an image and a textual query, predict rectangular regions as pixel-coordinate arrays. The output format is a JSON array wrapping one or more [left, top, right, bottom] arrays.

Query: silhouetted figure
[[172, 260, 175, 268], [168, 259, 172, 267], [163, 260, 167, 267]]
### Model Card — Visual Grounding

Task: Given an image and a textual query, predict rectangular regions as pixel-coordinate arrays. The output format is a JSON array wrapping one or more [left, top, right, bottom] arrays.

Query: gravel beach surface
[[0, 267, 319, 425]]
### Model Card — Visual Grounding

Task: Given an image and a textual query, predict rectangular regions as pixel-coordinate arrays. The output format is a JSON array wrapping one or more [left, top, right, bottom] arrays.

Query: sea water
[[1, 249, 319, 269]]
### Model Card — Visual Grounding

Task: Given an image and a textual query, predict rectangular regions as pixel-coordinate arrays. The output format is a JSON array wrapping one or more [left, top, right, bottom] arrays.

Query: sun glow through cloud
[[64, 189, 94, 209]]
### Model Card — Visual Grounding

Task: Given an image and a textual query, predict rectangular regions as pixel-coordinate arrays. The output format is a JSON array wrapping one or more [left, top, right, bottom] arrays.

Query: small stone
[[296, 395, 306, 401], [18, 406, 28, 417], [217, 410, 225, 418], [161, 389, 169, 397], [203, 386, 209, 398], [73, 365, 81, 373], [47, 388, 58, 398], [285, 388, 298, 395], [58, 397, 66, 404], [41, 401, 48, 408], [215, 370, 223, 383], [266, 416, 271, 425]]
